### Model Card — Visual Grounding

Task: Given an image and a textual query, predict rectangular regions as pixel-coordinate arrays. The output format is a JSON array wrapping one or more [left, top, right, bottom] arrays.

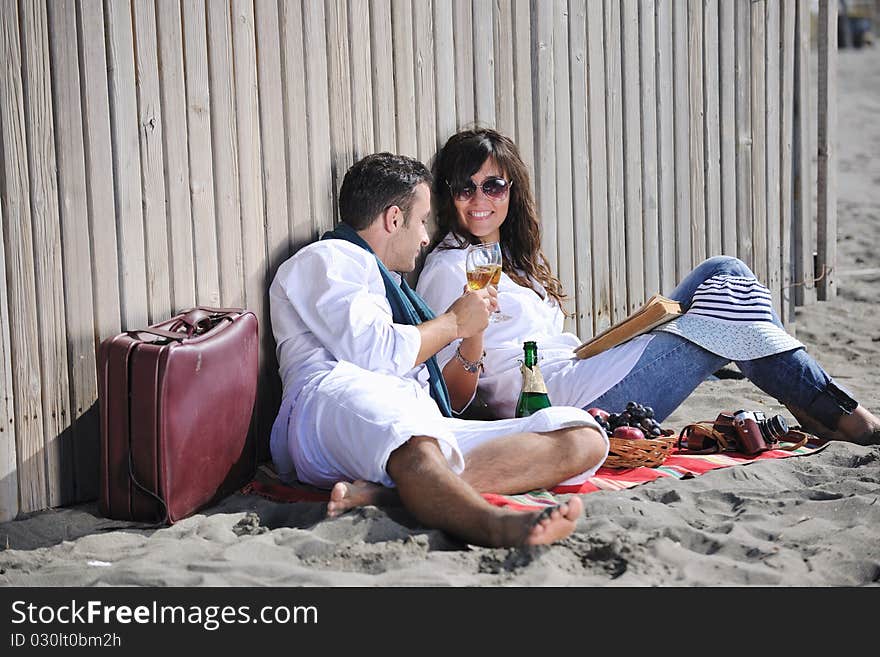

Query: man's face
[[387, 182, 431, 272]]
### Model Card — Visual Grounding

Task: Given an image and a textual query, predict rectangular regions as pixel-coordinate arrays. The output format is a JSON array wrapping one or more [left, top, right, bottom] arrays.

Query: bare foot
[[521, 496, 583, 546], [326, 480, 399, 518], [788, 404, 880, 446], [785, 404, 838, 441], [837, 406, 880, 446]]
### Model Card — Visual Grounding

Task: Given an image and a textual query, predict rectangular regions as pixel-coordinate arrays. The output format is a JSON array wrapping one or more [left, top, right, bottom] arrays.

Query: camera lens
[[763, 414, 789, 440]]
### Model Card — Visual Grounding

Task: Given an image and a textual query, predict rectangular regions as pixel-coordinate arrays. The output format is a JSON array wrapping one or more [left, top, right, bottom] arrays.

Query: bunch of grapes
[[588, 401, 664, 440]]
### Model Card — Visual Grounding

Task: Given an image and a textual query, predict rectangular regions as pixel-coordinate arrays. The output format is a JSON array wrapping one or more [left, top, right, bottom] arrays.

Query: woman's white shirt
[[416, 233, 653, 418]]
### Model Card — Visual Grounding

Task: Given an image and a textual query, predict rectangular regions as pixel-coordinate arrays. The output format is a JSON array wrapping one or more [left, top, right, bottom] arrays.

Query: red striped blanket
[[242, 440, 826, 511]]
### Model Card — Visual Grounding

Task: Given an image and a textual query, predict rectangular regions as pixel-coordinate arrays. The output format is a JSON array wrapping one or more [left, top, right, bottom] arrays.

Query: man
[[269, 153, 609, 548]]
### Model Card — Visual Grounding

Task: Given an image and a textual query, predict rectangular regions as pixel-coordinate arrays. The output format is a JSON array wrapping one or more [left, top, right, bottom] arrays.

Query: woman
[[416, 127, 880, 444]]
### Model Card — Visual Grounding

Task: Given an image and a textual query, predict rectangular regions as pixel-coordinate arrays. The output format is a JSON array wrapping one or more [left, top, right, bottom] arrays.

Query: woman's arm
[[441, 332, 485, 413]]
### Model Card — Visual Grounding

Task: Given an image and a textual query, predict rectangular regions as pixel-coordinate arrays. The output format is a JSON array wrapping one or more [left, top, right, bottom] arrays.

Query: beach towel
[[241, 438, 827, 511]]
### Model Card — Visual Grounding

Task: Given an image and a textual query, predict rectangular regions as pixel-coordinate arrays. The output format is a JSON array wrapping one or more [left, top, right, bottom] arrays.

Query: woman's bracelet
[[454, 345, 485, 374]]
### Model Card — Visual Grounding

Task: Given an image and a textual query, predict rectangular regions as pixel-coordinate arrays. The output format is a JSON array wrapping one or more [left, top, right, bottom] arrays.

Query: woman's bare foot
[[787, 404, 880, 446], [326, 480, 399, 518], [837, 406, 880, 446]]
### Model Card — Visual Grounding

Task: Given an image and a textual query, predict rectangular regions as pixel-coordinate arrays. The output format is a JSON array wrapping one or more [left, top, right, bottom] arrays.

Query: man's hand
[[447, 285, 498, 339], [414, 285, 498, 368]]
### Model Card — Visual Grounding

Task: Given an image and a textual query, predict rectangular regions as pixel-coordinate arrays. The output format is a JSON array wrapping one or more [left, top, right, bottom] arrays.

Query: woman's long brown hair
[[431, 128, 568, 311]]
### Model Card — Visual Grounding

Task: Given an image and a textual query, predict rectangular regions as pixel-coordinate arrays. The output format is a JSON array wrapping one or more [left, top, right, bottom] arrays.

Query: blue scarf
[[321, 223, 453, 417]]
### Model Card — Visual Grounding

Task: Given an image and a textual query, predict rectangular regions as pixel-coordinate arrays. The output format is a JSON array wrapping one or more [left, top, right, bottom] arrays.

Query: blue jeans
[[586, 256, 858, 428]]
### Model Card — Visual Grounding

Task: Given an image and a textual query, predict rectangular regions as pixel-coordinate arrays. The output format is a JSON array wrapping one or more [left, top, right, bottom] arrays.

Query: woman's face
[[451, 157, 511, 244]]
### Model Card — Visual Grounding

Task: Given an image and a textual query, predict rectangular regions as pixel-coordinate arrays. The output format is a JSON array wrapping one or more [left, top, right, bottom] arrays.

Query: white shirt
[[416, 233, 653, 418], [269, 239, 428, 400]]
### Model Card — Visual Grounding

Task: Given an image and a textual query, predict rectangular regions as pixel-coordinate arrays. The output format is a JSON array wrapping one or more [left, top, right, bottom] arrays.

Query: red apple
[[613, 426, 645, 441], [587, 407, 610, 421]]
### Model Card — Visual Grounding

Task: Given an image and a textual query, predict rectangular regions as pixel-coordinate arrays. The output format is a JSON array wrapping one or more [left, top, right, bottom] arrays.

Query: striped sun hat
[[656, 274, 803, 360]]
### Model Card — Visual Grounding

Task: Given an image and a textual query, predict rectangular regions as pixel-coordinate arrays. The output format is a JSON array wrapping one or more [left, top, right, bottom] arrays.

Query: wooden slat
[[750, 1, 768, 284], [278, 0, 313, 248], [254, 0, 289, 457], [605, 0, 626, 321], [734, 0, 753, 268], [433, 0, 456, 146], [106, 0, 149, 329], [78, 0, 121, 341], [325, 0, 353, 213], [655, 0, 676, 294], [453, 0, 475, 127], [256, 0, 292, 264], [349, 0, 375, 161], [553, 1, 575, 334], [133, 0, 171, 324], [718, 0, 737, 256], [779, 0, 797, 324], [370, 0, 396, 152], [254, 0, 290, 270], [22, 0, 70, 506], [156, 0, 196, 312], [569, 1, 593, 337], [231, 0, 269, 456], [0, 0, 46, 511], [792, 0, 815, 306], [493, 0, 515, 136], [473, 0, 495, 126], [533, 0, 556, 277], [0, 196, 19, 522], [816, 0, 837, 300], [639, 0, 660, 298], [765, 0, 782, 315], [688, 0, 706, 266], [231, 0, 267, 319], [392, 0, 417, 157], [512, 0, 534, 174], [48, 0, 102, 504], [181, 0, 220, 306], [621, 0, 644, 312], [703, 0, 722, 258], [672, 0, 691, 283], [586, 0, 611, 331], [302, 0, 333, 236], [413, 0, 437, 164], [207, 0, 244, 306]]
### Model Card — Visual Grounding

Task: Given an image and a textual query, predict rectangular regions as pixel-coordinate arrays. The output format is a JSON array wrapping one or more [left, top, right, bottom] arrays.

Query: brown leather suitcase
[[98, 307, 259, 524]]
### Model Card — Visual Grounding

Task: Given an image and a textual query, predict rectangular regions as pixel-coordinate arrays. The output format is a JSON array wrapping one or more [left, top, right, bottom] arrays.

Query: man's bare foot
[[524, 496, 583, 545], [326, 480, 399, 518]]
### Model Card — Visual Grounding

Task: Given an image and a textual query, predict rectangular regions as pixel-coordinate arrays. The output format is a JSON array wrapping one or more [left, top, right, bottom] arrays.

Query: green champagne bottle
[[515, 341, 552, 418]]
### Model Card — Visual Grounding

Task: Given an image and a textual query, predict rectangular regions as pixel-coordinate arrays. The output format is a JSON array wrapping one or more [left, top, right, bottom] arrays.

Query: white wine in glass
[[465, 242, 508, 322]]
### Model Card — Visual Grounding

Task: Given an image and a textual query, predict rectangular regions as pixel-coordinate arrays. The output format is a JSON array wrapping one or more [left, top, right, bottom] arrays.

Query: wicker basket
[[604, 431, 675, 469]]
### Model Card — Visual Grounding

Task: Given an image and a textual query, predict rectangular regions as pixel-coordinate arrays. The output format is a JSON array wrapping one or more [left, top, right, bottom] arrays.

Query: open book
[[574, 294, 682, 360]]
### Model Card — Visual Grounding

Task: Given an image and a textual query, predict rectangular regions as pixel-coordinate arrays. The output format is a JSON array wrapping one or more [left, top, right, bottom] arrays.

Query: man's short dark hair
[[338, 153, 432, 230]]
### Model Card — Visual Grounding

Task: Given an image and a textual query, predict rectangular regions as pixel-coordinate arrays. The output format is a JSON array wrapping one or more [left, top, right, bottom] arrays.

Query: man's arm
[[282, 244, 423, 376], [414, 286, 495, 363]]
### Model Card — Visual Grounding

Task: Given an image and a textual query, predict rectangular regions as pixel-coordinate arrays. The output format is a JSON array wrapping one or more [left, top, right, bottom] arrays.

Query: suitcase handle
[[130, 307, 245, 341]]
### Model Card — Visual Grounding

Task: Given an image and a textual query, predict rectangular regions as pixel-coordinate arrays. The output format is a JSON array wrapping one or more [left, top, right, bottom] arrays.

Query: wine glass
[[465, 242, 508, 323]]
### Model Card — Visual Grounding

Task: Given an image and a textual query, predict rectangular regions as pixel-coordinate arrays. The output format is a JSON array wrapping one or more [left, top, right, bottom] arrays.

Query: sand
[[1, 48, 879, 588]]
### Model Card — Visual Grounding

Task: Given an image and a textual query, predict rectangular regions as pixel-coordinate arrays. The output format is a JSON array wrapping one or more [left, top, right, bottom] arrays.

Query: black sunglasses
[[447, 176, 513, 202]]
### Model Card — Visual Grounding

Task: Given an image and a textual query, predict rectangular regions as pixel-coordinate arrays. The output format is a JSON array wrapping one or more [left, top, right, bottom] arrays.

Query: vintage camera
[[732, 410, 789, 455]]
